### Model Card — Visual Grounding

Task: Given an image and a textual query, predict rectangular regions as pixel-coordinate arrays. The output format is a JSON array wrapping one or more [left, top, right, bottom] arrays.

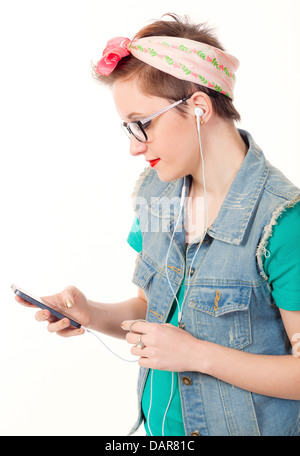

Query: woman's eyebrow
[[127, 111, 143, 119]]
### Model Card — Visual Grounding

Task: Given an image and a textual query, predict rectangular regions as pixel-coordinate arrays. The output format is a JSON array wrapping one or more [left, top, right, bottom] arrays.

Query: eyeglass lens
[[130, 123, 146, 142], [121, 122, 147, 142]]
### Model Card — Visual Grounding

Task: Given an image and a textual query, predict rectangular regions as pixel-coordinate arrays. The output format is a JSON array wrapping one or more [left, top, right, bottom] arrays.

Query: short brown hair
[[92, 13, 241, 122]]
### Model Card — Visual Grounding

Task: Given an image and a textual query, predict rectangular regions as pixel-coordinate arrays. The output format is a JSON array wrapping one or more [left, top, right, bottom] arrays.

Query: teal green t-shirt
[[127, 202, 300, 436]]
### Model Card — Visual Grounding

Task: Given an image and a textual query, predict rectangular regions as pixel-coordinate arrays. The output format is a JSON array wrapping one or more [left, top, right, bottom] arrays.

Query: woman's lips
[[148, 158, 161, 168]]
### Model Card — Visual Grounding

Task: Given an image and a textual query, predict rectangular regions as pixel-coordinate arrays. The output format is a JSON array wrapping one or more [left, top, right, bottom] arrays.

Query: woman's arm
[[202, 308, 300, 401], [88, 288, 147, 339], [200, 336, 300, 401]]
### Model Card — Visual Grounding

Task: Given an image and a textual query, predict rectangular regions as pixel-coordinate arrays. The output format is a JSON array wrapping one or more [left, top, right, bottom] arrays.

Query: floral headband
[[95, 35, 239, 100]]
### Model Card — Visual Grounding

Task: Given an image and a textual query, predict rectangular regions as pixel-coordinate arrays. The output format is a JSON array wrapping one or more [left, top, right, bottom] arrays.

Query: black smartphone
[[11, 284, 81, 329]]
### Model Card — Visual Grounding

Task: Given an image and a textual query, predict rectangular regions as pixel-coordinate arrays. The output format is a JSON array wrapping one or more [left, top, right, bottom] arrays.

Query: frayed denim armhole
[[256, 194, 300, 281]]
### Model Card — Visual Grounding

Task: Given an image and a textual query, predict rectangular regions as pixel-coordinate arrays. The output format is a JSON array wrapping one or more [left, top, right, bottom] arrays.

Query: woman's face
[[113, 76, 200, 182]]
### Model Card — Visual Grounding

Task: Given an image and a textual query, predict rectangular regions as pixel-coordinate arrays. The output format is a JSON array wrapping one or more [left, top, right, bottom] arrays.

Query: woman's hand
[[15, 286, 90, 337], [122, 320, 205, 372]]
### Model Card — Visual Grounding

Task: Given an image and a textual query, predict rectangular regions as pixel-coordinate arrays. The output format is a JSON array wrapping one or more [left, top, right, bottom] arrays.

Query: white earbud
[[194, 107, 204, 119], [195, 107, 204, 133]]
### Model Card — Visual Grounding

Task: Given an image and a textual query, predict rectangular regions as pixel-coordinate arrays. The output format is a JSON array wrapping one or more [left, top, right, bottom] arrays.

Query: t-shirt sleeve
[[127, 216, 143, 253], [262, 202, 300, 311]]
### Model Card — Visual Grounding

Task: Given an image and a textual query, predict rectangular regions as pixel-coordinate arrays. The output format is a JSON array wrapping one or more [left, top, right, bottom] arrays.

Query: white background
[[1, 0, 299, 436]]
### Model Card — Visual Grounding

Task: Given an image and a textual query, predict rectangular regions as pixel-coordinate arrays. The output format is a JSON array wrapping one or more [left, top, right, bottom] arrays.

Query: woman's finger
[[55, 327, 85, 338], [35, 309, 52, 322], [47, 318, 71, 333], [15, 295, 36, 308], [121, 319, 149, 334], [126, 331, 142, 344], [130, 344, 149, 357]]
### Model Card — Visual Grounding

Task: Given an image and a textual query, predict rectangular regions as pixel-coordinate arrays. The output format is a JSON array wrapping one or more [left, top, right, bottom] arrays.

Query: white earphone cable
[[184, 113, 209, 295], [162, 371, 175, 436], [152, 109, 209, 436], [165, 176, 187, 324], [83, 327, 138, 363]]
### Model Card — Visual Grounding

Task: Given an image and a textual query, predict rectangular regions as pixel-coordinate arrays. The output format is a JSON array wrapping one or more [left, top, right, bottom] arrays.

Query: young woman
[[16, 14, 300, 436]]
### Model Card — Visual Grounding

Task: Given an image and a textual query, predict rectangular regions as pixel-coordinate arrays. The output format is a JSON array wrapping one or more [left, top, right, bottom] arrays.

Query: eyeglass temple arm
[[140, 94, 193, 126]]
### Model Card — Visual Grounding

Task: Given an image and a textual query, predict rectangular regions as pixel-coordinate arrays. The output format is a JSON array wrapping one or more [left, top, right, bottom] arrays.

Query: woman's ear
[[190, 91, 212, 124]]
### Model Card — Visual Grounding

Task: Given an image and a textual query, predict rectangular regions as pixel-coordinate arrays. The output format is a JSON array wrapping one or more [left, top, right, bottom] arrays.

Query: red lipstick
[[148, 158, 161, 168]]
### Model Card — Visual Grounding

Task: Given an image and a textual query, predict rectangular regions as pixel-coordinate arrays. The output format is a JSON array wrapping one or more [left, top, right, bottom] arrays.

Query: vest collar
[[208, 129, 269, 245]]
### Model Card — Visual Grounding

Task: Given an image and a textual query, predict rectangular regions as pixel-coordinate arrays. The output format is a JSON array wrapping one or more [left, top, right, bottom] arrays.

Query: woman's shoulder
[[264, 161, 300, 200], [262, 201, 300, 311], [266, 201, 300, 250]]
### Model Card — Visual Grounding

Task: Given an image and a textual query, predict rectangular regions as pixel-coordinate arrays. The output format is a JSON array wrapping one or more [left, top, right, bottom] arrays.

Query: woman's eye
[[143, 120, 152, 130]]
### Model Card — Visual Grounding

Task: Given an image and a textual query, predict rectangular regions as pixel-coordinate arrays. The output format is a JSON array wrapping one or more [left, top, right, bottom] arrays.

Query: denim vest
[[129, 129, 300, 436]]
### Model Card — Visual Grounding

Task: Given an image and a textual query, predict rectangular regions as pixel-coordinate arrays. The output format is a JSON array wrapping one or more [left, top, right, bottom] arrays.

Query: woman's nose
[[129, 135, 148, 157]]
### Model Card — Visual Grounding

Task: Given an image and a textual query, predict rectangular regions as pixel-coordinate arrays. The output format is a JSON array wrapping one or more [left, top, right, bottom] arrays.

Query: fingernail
[[65, 299, 73, 309], [62, 319, 69, 326], [41, 310, 48, 319], [120, 322, 125, 329]]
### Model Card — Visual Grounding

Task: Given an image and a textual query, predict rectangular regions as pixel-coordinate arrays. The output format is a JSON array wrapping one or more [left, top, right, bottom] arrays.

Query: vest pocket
[[188, 285, 252, 350]]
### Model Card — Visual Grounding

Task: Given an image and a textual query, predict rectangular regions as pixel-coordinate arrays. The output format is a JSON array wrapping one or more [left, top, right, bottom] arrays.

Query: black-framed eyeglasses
[[121, 94, 193, 143]]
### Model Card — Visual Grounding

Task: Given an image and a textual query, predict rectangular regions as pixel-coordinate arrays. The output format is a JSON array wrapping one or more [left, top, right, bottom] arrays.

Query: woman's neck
[[189, 119, 248, 201]]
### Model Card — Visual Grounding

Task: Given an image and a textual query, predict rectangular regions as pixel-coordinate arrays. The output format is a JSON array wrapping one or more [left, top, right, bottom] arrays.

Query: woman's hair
[[92, 13, 241, 122]]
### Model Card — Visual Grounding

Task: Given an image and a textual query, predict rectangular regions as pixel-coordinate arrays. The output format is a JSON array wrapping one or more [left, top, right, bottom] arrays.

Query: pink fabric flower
[[96, 37, 131, 76]]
